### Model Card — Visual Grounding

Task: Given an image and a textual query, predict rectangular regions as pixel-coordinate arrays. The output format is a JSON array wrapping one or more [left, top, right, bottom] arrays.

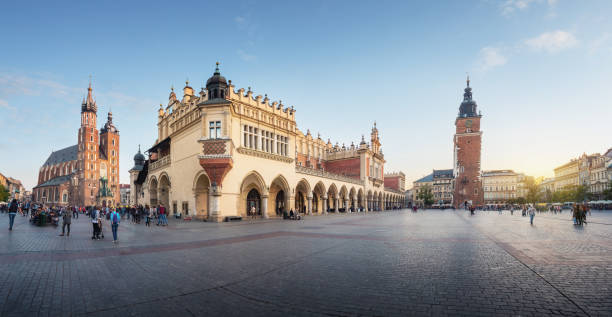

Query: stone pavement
[[0, 210, 611, 316]]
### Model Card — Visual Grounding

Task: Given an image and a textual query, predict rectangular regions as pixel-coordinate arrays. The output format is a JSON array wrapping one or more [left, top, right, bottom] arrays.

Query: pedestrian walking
[[250, 206, 256, 219], [91, 206, 101, 240], [110, 208, 120, 243], [145, 204, 151, 227], [59, 207, 72, 236], [528, 205, 536, 225], [8, 199, 21, 231]]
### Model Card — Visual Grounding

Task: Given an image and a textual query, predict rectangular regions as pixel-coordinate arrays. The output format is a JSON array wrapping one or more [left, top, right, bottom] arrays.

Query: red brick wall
[[384, 176, 400, 191], [325, 158, 360, 179], [297, 153, 319, 168], [453, 117, 484, 207]]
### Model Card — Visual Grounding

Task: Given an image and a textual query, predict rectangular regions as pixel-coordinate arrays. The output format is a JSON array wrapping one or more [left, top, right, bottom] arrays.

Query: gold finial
[[216, 61, 219, 66]]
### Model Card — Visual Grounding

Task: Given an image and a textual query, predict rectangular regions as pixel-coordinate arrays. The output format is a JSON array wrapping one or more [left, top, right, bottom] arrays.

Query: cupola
[[206, 62, 228, 100]]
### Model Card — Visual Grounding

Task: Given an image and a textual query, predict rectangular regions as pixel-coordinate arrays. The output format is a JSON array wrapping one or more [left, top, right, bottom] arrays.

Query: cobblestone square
[[1, 210, 611, 316]]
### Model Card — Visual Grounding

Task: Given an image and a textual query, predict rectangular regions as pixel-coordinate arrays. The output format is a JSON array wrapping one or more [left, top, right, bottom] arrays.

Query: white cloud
[[477, 47, 508, 71], [525, 30, 578, 53], [237, 49, 256, 62], [234, 16, 245, 24], [0, 99, 15, 111], [500, 0, 557, 15]]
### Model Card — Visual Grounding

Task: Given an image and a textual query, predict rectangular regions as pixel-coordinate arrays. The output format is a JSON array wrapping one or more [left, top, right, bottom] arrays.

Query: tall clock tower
[[453, 77, 484, 208]]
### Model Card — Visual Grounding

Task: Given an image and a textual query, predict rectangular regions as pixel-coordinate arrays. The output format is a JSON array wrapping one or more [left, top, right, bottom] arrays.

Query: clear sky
[[1, 0, 611, 190]]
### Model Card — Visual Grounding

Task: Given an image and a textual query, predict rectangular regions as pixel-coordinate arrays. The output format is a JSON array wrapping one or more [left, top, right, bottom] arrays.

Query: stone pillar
[[262, 195, 269, 219], [322, 196, 328, 214], [344, 199, 349, 213], [209, 187, 222, 222], [307, 196, 312, 215], [335, 198, 339, 213], [192, 193, 197, 219]]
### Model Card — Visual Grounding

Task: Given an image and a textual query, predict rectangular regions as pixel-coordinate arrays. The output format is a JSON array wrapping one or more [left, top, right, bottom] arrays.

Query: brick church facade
[[453, 77, 484, 208], [32, 83, 120, 207]]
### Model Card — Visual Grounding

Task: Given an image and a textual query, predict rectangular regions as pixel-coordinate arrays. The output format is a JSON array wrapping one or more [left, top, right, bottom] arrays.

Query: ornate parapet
[[236, 147, 294, 163], [296, 165, 363, 185], [150, 155, 171, 171]]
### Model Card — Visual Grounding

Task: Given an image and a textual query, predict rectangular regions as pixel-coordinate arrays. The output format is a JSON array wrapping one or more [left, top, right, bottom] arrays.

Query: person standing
[[528, 205, 536, 225], [145, 205, 151, 227], [250, 205, 256, 219], [59, 206, 72, 236], [8, 199, 21, 231], [110, 208, 120, 243], [91, 206, 100, 240]]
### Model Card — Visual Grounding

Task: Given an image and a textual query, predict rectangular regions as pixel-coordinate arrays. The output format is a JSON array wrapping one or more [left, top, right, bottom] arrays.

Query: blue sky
[[1, 0, 611, 190]]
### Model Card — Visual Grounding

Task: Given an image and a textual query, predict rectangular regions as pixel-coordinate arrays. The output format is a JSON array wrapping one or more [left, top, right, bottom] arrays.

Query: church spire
[[81, 79, 97, 113]]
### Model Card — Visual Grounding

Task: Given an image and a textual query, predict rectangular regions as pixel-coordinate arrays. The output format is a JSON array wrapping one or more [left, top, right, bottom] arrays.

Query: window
[[112, 139, 115, 146], [90, 135, 93, 142], [209, 121, 221, 139], [182, 202, 189, 215]]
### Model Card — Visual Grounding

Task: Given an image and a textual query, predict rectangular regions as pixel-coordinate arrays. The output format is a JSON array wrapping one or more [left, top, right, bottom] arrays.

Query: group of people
[[572, 203, 589, 225], [4, 200, 172, 243]]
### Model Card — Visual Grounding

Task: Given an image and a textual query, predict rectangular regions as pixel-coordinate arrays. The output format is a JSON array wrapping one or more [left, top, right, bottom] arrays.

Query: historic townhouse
[[130, 63, 405, 221]]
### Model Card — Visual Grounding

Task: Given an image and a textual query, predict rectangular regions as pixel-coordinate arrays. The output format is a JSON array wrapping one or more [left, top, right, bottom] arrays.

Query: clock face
[[465, 120, 472, 128]]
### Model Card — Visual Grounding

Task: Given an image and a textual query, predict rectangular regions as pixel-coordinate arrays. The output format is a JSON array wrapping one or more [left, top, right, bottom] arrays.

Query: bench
[[225, 216, 242, 222], [183, 216, 192, 221]]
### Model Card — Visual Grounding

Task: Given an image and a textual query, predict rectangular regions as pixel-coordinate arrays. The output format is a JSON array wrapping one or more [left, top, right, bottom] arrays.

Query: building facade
[[32, 83, 120, 207], [120, 184, 131, 206], [453, 77, 484, 208], [0, 173, 26, 201], [482, 170, 522, 204], [432, 169, 453, 205], [553, 159, 580, 190], [130, 64, 405, 221], [412, 173, 433, 207]]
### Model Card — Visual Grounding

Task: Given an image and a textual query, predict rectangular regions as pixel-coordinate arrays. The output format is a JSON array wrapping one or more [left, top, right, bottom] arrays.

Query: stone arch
[[158, 173, 171, 211], [270, 174, 290, 217], [312, 181, 326, 214], [193, 170, 211, 219], [239, 171, 267, 218], [295, 179, 311, 214], [327, 183, 338, 212], [148, 176, 158, 206], [357, 188, 364, 211], [339, 185, 348, 212]]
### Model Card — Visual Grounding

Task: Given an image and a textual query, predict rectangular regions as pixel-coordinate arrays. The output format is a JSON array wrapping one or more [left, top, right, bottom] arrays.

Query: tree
[[523, 177, 540, 204], [417, 184, 434, 207], [574, 185, 589, 202], [602, 181, 612, 200], [0, 184, 9, 202]]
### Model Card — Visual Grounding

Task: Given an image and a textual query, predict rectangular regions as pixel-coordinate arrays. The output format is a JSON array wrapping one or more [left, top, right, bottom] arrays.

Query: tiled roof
[[415, 173, 434, 183], [433, 169, 454, 179], [34, 174, 72, 188], [43, 145, 78, 166]]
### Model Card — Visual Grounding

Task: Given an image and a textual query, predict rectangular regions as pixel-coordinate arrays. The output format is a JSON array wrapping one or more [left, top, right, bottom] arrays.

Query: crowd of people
[[3, 199, 172, 243]]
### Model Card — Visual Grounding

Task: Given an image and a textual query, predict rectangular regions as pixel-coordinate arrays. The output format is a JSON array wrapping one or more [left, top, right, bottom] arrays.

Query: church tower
[[453, 77, 484, 208], [100, 110, 120, 205], [77, 82, 99, 206]]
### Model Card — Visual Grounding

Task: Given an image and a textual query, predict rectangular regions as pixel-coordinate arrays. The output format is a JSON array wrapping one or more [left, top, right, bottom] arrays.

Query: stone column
[[335, 198, 339, 213], [192, 193, 198, 219], [209, 187, 222, 222], [344, 199, 349, 213], [307, 196, 312, 215], [262, 195, 269, 219], [322, 196, 328, 214]]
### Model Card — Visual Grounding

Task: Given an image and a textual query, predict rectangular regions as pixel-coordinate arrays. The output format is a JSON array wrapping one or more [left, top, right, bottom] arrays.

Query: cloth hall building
[[130, 63, 406, 221]]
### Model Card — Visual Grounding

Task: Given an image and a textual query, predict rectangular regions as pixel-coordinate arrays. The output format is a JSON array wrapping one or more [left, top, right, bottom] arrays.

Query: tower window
[[90, 136, 93, 142], [209, 121, 221, 139]]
